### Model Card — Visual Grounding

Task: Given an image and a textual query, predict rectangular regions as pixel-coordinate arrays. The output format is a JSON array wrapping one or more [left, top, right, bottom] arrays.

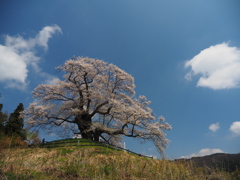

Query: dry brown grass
[[0, 134, 27, 152], [0, 146, 239, 180]]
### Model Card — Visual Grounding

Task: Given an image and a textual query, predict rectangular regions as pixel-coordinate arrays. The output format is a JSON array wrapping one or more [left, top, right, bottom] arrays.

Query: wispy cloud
[[185, 43, 240, 90], [209, 122, 220, 132], [181, 148, 224, 159], [0, 25, 62, 90], [229, 121, 240, 136]]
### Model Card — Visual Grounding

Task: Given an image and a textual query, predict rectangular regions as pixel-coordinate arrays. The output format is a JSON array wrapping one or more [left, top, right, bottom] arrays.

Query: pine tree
[[5, 103, 25, 139], [0, 104, 8, 134]]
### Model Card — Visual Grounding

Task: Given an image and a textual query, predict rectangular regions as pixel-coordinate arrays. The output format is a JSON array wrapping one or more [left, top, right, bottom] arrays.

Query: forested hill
[[179, 153, 240, 172]]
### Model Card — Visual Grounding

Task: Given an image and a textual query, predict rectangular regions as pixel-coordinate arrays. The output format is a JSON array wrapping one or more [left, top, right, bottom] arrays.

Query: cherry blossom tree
[[23, 57, 171, 155]]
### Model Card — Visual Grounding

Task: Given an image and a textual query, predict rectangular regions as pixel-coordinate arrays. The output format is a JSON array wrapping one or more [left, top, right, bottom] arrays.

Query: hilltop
[[0, 139, 240, 179]]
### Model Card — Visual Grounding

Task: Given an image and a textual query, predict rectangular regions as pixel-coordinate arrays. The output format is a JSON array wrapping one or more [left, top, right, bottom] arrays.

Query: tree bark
[[75, 114, 93, 140], [93, 133, 100, 142]]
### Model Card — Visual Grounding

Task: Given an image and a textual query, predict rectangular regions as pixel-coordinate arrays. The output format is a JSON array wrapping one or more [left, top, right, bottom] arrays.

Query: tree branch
[[90, 101, 109, 117]]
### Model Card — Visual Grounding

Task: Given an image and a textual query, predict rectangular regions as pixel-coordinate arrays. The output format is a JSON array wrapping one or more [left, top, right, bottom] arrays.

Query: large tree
[[24, 57, 171, 155]]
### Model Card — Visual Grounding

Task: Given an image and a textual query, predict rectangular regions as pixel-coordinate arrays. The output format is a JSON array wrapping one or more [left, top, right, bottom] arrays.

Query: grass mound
[[0, 139, 239, 179]]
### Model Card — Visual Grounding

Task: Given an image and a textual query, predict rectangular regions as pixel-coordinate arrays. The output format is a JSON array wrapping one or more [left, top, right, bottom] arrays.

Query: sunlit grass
[[0, 141, 239, 179]]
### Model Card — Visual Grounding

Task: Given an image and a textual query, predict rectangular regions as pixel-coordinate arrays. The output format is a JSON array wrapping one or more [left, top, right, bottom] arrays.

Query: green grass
[[42, 138, 104, 148], [0, 139, 239, 179]]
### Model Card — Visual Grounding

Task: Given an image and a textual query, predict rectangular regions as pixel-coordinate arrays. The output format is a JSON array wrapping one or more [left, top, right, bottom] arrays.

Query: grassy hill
[[0, 139, 240, 180]]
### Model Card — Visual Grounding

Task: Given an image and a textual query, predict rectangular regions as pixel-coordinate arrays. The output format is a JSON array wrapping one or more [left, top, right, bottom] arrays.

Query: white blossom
[[23, 57, 171, 156]]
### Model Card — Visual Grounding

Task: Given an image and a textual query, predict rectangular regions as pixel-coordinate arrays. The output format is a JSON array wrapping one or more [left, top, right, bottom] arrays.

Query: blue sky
[[0, 0, 240, 159]]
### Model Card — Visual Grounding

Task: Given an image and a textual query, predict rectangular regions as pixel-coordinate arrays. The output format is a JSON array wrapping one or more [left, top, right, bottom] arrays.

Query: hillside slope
[[0, 145, 240, 180]]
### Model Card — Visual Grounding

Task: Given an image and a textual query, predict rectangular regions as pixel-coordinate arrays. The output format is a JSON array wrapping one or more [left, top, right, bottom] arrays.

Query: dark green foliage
[[0, 104, 8, 134], [4, 103, 26, 140]]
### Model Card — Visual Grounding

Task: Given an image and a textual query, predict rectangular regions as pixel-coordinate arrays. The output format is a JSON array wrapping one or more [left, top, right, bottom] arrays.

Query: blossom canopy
[[23, 57, 172, 156]]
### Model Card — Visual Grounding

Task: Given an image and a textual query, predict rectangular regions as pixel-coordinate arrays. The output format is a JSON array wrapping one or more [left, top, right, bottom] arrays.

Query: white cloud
[[185, 43, 240, 90], [230, 121, 240, 136], [0, 25, 61, 89], [44, 77, 60, 85], [0, 45, 28, 83], [181, 148, 224, 159], [209, 122, 220, 132], [36, 25, 62, 49]]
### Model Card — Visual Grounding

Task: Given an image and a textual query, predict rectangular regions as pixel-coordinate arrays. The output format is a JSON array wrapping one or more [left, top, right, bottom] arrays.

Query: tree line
[[0, 103, 40, 147], [0, 103, 25, 139]]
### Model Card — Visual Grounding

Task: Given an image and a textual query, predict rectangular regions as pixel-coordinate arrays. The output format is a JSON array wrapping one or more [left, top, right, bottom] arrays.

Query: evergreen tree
[[0, 104, 8, 134], [5, 103, 25, 139]]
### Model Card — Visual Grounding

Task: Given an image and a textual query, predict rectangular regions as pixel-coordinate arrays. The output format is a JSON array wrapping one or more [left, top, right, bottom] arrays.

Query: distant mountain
[[177, 153, 240, 172]]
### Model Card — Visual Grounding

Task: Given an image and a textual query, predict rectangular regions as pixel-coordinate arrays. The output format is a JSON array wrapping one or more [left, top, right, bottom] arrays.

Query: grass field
[[0, 139, 239, 180]]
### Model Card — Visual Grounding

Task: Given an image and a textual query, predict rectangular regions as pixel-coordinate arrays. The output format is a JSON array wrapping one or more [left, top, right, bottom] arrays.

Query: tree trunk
[[93, 133, 100, 142], [81, 132, 93, 139], [75, 114, 93, 140]]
